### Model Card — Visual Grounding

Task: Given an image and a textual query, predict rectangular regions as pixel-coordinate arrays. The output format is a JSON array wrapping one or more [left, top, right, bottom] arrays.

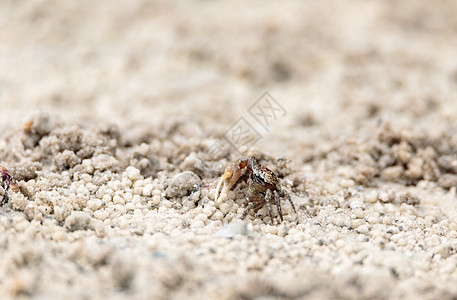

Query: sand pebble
[[142, 184, 153, 197], [214, 220, 251, 238], [192, 221, 205, 228], [125, 202, 135, 211], [339, 179, 355, 188], [125, 166, 141, 181], [165, 171, 201, 199], [64, 212, 92, 232], [355, 224, 369, 234], [94, 210, 109, 221], [113, 195, 125, 205], [87, 199, 103, 211], [202, 205, 216, 218]]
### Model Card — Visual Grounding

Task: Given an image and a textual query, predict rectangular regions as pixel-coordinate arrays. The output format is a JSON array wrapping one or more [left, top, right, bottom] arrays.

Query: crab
[[1, 165, 19, 206], [215, 156, 296, 224]]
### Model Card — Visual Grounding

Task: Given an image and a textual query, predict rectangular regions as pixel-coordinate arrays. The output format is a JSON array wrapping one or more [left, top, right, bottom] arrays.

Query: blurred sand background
[[1, 0, 457, 299]]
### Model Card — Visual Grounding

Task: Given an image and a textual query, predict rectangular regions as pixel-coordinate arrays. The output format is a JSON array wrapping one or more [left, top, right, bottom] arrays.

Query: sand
[[1, 0, 457, 299]]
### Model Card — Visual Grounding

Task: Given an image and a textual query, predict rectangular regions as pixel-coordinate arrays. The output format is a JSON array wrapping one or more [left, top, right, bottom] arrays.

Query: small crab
[[215, 156, 296, 224], [1, 165, 19, 206]]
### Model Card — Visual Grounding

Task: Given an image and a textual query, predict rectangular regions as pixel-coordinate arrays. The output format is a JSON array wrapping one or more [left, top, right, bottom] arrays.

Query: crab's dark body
[[241, 157, 296, 224], [1, 165, 15, 205]]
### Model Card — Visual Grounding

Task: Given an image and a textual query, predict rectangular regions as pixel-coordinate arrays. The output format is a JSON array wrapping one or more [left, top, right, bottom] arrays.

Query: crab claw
[[215, 158, 249, 203]]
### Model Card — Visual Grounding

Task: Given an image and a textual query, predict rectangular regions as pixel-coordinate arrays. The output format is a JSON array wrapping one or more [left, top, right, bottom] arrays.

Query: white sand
[[1, 1, 457, 299]]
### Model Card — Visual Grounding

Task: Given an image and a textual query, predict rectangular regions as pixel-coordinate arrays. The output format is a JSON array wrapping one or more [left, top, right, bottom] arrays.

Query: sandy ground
[[2, 0, 457, 299]]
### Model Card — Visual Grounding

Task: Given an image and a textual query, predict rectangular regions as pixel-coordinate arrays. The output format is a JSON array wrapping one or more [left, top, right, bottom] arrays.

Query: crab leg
[[241, 200, 263, 220], [274, 190, 283, 222], [265, 189, 275, 225]]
